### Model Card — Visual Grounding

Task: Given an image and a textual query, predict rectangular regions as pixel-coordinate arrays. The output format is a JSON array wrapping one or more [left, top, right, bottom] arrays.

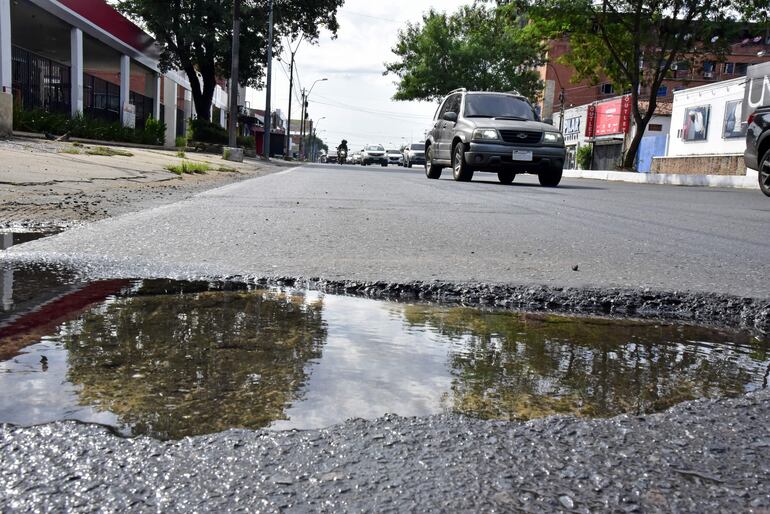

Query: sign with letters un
[[743, 62, 770, 121]]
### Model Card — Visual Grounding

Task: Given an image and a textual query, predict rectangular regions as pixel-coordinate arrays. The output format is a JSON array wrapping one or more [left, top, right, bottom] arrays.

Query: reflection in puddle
[[0, 270, 768, 439]]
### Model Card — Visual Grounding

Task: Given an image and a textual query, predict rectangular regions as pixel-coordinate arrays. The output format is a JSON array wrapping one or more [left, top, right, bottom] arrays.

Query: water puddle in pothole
[[0, 263, 768, 440]]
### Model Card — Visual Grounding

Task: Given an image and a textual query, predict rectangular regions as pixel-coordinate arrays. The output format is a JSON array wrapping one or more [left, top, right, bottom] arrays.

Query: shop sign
[[564, 116, 581, 141], [585, 104, 596, 137], [594, 96, 631, 136]]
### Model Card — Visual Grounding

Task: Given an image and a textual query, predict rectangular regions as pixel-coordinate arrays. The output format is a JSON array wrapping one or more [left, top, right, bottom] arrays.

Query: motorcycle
[[338, 149, 348, 165]]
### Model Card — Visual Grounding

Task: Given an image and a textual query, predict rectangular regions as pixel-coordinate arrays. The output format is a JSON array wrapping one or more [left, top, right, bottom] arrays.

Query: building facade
[[0, 0, 231, 146], [539, 35, 770, 120]]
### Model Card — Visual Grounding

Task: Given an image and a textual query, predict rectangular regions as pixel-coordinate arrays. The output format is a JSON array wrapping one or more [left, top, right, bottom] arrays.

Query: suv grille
[[499, 130, 542, 145]]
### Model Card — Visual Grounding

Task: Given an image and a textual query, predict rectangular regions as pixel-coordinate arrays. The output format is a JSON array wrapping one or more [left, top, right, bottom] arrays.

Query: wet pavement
[[2, 165, 770, 512], [2, 389, 769, 513]]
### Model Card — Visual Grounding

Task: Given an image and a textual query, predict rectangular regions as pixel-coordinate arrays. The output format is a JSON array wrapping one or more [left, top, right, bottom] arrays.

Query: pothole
[[1, 263, 767, 440]]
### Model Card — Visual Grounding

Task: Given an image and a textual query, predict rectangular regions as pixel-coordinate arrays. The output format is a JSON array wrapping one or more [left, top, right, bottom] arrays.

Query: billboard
[[593, 96, 632, 136]]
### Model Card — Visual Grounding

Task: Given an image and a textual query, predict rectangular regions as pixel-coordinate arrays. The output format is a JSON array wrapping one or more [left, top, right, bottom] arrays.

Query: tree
[[117, 0, 343, 121], [384, 5, 545, 103], [514, 0, 745, 169]]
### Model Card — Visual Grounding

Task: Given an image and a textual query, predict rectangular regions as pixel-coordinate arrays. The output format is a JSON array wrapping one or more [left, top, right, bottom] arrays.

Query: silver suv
[[425, 89, 566, 186]]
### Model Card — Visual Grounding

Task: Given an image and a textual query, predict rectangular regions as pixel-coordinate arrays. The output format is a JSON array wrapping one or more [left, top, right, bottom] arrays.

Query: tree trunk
[[622, 118, 649, 170], [182, 63, 216, 122]]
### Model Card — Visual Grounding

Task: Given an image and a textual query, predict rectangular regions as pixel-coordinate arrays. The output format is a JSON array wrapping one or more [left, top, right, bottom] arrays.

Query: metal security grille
[[11, 46, 71, 114], [499, 130, 542, 145], [130, 91, 154, 128], [84, 74, 120, 123]]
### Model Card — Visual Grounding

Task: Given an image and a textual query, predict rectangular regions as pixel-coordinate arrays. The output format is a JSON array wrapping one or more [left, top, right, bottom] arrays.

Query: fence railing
[[11, 46, 71, 114], [13, 45, 156, 128]]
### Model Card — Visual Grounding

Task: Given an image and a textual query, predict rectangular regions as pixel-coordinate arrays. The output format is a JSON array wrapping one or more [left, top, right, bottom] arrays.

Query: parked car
[[350, 151, 362, 165], [386, 149, 403, 166], [424, 89, 565, 186], [361, 144, 388, 166], [327, 150, 338, 164], [744, 107, 770, 196], [403, 142, 426, 168]]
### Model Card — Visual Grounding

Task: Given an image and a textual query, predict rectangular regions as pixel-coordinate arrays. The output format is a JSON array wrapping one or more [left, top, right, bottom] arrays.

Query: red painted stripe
[[0, 280, 131, 341], [57, 0, 157, 54]]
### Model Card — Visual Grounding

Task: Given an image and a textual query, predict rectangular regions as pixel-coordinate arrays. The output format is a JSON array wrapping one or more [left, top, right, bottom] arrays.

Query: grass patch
[[165, 161, 211, 175], [59, 147, 81, 155], [85, 146, 134, 157], [217, 165, 239, 173], [72, 142, 84, 147], [177, 150, 186, 158]]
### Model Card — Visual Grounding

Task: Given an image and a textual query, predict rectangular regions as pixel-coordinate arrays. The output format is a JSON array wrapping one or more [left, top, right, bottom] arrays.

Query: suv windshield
[[367, 145, 384, 151], [464, 94, 536, 120], [387, 150, 400, 154], [410, 144, 424, 150]]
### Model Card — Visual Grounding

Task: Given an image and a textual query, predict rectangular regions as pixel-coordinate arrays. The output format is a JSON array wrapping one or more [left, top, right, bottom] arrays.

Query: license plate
[[512, 150, 533, 161]]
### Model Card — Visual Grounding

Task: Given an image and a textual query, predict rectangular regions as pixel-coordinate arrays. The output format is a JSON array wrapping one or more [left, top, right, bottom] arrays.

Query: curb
[[564, 168, 760, 189]]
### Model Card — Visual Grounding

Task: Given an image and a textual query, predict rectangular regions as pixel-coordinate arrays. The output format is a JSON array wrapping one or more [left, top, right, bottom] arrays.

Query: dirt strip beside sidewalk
[[0, 138, 291, 229]]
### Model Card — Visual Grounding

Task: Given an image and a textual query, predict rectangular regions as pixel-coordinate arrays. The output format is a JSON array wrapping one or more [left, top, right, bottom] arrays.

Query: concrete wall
[[667, 78, 746, 157], [651, 154, 745, 175]]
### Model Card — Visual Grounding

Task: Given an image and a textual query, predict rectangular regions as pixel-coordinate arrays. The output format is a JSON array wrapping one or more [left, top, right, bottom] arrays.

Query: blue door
[[636, 134, 668, 173]]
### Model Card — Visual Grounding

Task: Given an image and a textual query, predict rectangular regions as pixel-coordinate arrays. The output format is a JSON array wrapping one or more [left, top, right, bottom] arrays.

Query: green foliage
[[237, 135, 255, 149], [165, 161, 211, 175], [175, 136, 188, 148], [116, 0, 344, 119], [190, 118, 228, 145], [13, 108, 165, 145], [520, 0, 744, 168], [384, 5, 545, 102], [576, 144, 592, 170], [141, 117, 166, 145]]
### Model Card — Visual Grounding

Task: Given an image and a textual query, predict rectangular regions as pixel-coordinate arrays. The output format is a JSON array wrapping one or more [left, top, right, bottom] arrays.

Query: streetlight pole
[[298, 77, 327, 159], [262, 0, 275, 159]]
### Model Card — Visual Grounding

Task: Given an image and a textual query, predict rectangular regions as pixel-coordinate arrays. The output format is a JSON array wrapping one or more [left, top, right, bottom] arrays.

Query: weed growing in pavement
[[85, 146, 134, 157], [59, 147, 81, 155], [217, 165, 239, 173], [72, 142, 84, 147], [177, 150, 186, 158], [165, 161, 211, 175]]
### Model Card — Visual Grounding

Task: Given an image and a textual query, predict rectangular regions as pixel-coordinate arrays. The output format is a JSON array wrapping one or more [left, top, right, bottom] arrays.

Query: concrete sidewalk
[[564, 167, 760, 189]]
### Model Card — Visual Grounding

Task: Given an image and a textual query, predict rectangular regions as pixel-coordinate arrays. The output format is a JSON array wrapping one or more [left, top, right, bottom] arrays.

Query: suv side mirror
[[543, 117, 554, 126], [442, 112, 458, 123]]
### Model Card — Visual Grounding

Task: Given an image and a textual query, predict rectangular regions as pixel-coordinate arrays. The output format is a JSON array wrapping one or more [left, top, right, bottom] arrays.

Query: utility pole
[[559, 87, 565, 132], [284, 37, 303, 158], [262, 0, 274, 159], [227, 0, 241, 151], [298, 89, 307, 159]]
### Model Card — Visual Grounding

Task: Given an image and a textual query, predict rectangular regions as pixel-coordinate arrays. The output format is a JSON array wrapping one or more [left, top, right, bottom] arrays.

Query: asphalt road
[[6, 162, 769, 298]]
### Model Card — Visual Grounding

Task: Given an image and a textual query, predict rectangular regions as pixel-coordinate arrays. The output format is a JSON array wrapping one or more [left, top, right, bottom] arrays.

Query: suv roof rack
[[447, 88, 467, 94]]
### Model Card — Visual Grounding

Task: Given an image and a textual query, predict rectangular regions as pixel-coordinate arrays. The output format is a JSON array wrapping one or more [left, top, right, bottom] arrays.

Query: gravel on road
[[2, 390, 769, 513]]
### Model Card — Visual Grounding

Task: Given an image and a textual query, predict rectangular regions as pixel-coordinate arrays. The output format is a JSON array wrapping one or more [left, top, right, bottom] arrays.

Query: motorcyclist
[[337, 140, 349, 164]]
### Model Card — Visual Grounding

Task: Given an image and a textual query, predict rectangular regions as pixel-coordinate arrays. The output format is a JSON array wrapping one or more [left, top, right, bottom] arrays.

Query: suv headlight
[[472, 128, 501, 141], [543, 132, 563, 144]]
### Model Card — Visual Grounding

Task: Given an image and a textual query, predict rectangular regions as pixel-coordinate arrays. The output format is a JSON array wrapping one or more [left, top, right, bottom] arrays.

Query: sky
[[246, 0, 471, 151]]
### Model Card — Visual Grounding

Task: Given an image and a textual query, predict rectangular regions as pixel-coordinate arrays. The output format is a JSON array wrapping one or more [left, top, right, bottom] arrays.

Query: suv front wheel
[[452, 143, 474, 182], [425, 144, 443, 179], [538, 167, 563, 187]]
